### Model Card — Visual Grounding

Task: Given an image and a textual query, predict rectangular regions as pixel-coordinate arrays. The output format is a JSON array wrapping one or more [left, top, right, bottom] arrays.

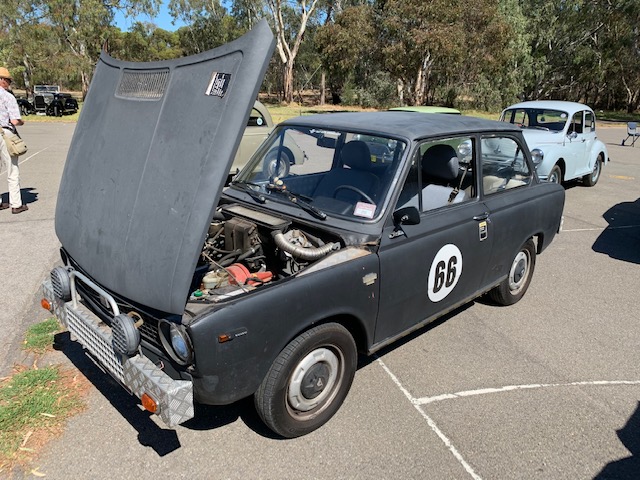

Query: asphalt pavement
[[1, 122, 639, 479]]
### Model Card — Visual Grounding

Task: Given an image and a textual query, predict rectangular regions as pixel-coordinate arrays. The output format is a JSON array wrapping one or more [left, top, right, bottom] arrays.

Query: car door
[[479, 134, 540, 288], [375, 136, 494, 345], [564, 110, 589, 180]]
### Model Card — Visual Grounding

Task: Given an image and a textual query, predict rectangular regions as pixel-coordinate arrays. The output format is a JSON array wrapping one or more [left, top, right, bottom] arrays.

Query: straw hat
[[0, 67, 13, 80]]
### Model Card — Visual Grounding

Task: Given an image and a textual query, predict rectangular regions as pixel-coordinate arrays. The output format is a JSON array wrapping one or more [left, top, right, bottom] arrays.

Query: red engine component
[[226, 263, 273, 286]]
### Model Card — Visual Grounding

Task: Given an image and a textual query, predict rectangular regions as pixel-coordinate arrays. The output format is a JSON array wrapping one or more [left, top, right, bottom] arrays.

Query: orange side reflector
[[141, 393, 158, 414], [41, 298, 52, 311]]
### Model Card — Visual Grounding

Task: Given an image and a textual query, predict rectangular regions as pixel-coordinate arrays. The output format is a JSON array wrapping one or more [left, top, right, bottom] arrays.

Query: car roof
[[389, 106, 461, 115], [503, 100, 593, 115], [281, 111, 520, 140]]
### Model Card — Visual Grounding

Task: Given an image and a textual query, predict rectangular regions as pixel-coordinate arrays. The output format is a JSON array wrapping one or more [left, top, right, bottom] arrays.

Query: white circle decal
[[428, 244, 463, 302]]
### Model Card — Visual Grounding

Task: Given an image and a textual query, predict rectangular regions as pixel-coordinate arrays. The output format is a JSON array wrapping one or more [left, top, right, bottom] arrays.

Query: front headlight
[[530, 148, 544, 166], [159, 320, 193, 364]]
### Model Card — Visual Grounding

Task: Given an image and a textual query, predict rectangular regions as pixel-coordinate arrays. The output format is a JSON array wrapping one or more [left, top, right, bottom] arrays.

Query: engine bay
[[190, 203, 343, 303]]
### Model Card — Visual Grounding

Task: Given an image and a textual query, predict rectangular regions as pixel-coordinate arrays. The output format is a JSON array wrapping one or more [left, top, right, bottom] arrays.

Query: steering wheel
[[333, 185, 374, 204]]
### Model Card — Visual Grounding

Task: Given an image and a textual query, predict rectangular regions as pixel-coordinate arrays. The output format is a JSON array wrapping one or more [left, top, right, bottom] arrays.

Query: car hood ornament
[[54, 20, 275, 314]]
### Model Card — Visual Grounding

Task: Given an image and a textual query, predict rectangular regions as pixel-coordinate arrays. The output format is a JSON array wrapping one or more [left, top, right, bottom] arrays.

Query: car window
[[236, 125, 407, 221], [481, 136, 531, 195], [585, 111, 594, 132], [568, 111, 584, 134], [247, 108, 267, 127], [502, 108, 568, 132], [396, 136, 475, 212]]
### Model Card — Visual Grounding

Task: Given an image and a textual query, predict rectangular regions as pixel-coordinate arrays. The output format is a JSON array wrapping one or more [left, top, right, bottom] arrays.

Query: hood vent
[[116, 69, 169, 100]]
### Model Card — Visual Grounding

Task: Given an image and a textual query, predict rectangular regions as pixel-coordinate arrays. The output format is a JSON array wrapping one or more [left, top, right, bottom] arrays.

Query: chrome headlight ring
[[530, 148, 544, 166], [159, 320, 194, 365]]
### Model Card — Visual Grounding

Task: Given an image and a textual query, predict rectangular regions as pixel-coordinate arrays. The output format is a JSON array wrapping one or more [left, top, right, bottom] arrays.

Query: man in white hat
[[0, 66, 28, 214]]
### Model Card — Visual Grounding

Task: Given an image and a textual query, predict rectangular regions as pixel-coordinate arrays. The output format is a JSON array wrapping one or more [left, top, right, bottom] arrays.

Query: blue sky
[[113, 1, 186, 32]]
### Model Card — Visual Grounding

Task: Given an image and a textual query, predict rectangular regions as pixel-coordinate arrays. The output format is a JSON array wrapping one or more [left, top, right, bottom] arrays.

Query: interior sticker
[[428, 244, 463, 302], [205, 72, 231, 97], [354, 202, 376, 219]]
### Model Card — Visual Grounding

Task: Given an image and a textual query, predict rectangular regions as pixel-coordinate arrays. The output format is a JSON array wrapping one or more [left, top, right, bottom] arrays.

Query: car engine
[[193, 203, 341, 302]]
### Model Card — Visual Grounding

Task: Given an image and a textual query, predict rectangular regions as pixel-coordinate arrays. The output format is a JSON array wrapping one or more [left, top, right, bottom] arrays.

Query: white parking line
[[416, 380, 640, 405], [563, 225, 640, 232], [0, 146, 51, 178], [376, 357, 482, 480]]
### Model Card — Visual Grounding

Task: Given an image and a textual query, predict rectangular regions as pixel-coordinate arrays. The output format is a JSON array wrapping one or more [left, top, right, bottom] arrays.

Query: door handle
[[473, 212, 490, 221]]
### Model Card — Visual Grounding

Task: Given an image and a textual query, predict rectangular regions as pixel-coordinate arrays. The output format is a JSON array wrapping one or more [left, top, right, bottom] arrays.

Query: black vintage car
[[41, 21, 565, 438], [16, 97, 35, 116], [45, 93, 78, 116]]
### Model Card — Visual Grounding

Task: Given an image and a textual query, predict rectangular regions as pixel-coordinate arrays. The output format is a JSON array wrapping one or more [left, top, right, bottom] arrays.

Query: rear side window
[[481, 136, 532, 195], [247, 108, 267, 127], [585, 111, 594, 132]]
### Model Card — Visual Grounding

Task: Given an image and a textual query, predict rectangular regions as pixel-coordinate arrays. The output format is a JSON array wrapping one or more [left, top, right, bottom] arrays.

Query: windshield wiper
[[266, 183, 327, 220], [229, 181, 267, 204]]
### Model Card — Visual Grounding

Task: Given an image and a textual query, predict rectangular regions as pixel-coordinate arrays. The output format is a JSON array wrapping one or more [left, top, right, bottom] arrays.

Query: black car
[[41, 21, 565, 438], [46, 93, 78, 116], [16, 97, 35, 116]]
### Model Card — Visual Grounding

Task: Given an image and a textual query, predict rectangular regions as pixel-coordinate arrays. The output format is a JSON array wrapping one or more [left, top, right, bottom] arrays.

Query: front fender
[[187, 251, 380, 404], [534, 145, 565, 179]]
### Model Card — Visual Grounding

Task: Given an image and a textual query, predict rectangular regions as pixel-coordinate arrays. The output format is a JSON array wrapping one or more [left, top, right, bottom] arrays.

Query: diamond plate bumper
[[42, 277, 194, 427]]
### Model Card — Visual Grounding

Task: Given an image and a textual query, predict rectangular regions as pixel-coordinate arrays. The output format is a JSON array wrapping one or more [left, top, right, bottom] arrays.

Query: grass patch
[[23, 319, 61, 354], [0, 365, 86, 472]]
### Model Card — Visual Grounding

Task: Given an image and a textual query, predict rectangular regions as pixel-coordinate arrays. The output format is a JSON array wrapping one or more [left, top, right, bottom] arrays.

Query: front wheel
[[582, 155, 602, 187], [254, 323, 357, 438], [547, 164, 562, 184], [489, 239, 536, 306]]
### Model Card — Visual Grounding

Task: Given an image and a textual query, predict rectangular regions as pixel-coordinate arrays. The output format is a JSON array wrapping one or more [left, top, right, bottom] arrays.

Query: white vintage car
[[500, 100, 609, 186]]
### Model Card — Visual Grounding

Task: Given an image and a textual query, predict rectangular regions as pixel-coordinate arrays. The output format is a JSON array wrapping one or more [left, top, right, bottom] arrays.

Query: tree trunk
[[320, 71, 326, 106], [283, 62, 294, 103]]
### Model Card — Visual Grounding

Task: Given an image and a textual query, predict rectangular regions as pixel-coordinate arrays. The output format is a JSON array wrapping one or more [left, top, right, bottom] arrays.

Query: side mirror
[[393, 206, 420, 226], [567, 131, 578, 140]]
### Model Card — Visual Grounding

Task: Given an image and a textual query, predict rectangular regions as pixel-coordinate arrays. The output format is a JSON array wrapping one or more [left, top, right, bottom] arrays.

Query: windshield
[[501, 108, 568, 133], [232, 125, 407, 221]]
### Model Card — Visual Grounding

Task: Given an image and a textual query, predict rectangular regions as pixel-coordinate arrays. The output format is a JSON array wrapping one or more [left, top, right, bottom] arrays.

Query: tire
[[489, 239, 536, 306], [254, 323, 357, 438], [582, 155, 602, 187], [547, 164, 562, 184], [263, 147, 292, 179]]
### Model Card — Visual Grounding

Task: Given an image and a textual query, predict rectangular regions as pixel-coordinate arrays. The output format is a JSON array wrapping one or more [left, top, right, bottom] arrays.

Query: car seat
[[313, 140, 380, 204], [421, 144, 468, 210]]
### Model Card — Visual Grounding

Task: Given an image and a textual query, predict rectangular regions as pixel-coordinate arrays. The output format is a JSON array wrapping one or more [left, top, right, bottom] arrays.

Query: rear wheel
[[254, 323, 357, 438], [489, 239, 536, 306], [583, 154, 602, 186]]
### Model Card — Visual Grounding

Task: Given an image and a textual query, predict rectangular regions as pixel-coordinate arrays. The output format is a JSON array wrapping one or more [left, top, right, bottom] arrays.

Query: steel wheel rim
[[549, 170, 560, 184], [287, 347, 342, 415], [508, 250, 530, 293], [591, 160, 601, 182]]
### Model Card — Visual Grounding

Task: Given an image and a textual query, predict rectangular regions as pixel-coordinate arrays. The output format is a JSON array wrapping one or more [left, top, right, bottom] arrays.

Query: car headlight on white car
[[530, 148, 544, 166]]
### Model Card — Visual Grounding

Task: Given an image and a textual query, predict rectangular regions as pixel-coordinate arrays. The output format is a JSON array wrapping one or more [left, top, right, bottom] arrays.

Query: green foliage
[[0, 366, 82, 461], [3, 0, 640, 111], [23, 319, 61, 354]]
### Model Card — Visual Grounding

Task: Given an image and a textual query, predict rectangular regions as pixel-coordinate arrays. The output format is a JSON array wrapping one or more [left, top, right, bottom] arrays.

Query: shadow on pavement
[[53, 330, 280, 450], [594, 401, 640, 479], [592, 198, 640, 264]]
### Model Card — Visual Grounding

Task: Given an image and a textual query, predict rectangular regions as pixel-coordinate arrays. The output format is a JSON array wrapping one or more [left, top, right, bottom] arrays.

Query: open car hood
[[55, 21, 275, 314]]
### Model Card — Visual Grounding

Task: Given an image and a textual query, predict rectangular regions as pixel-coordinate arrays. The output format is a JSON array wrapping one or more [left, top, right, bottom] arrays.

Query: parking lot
[[2, 122, 639, 479]]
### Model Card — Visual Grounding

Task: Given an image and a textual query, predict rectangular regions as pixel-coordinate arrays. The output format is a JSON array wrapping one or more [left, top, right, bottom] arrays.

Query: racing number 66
[[428, 244, 463, 302]]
